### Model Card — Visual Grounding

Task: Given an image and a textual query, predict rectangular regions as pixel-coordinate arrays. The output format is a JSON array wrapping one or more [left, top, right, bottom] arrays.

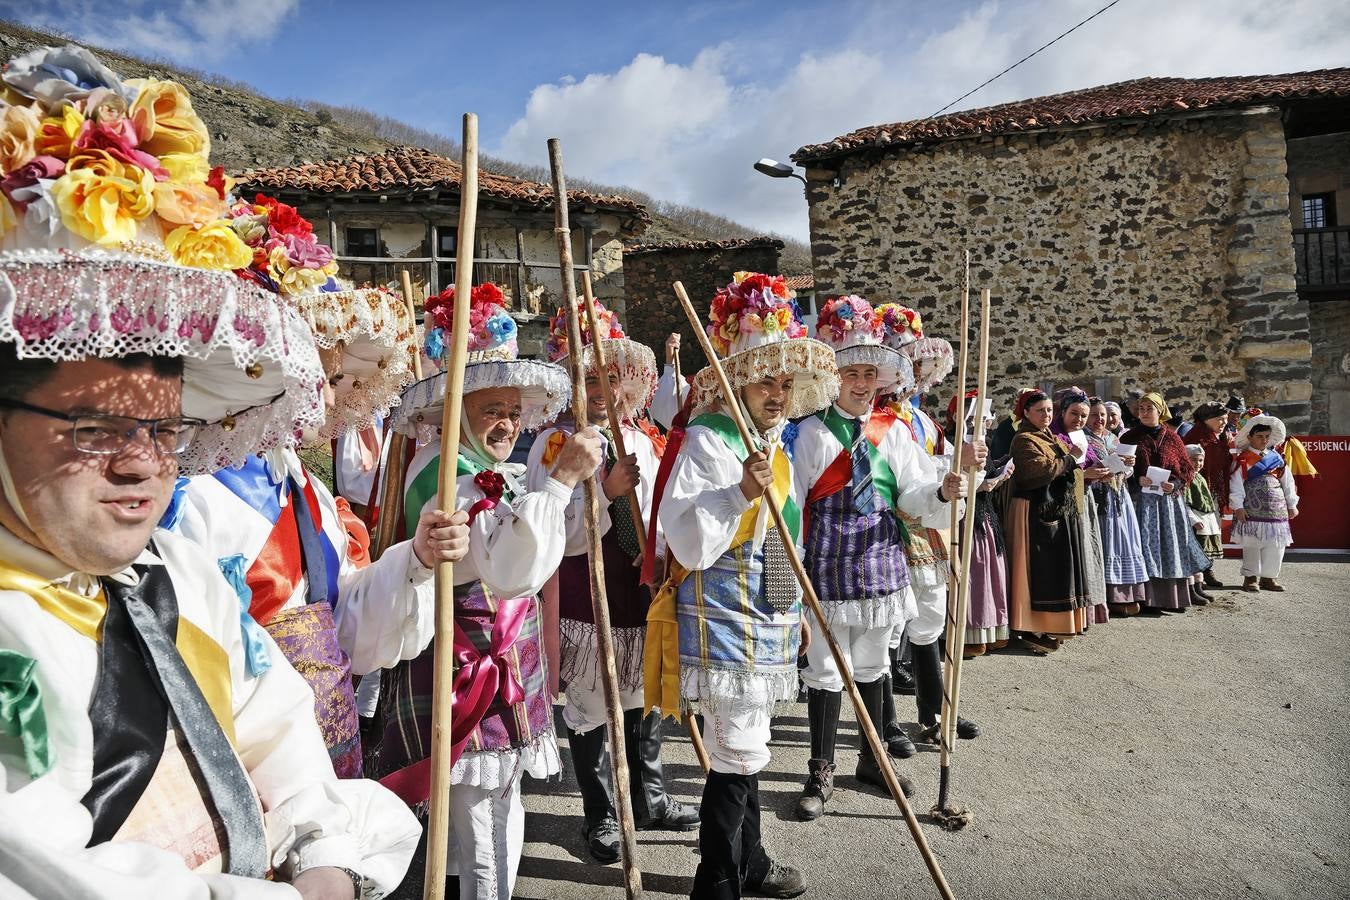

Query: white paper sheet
[[1143, 465, 1171, 495]]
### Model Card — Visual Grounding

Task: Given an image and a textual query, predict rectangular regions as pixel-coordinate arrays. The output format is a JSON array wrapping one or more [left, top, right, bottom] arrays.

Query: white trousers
[[701, 705, 773, 776], [562, 655, 644, 734], [1240, 541, 1286, 579], [904, 581, 947, 647], [801, 620, 891, 692], [448, 778, 525, 900]]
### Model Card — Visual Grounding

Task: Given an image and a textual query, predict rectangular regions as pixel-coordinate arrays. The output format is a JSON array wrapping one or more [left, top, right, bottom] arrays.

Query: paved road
[[501, 559, 1350, 900]]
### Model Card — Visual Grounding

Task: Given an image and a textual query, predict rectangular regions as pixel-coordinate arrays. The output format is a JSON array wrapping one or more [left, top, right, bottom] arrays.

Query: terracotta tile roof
[[623, 237, 785, 256], [793, 68, 1350, 163], [237, 146, 649, 222], [783, 274, 814, 292]]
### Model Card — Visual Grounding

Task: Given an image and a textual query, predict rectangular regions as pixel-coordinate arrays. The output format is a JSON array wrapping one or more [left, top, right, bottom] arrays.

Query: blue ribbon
[[156, 476, 190, 531], [217, 554, 272, 678]]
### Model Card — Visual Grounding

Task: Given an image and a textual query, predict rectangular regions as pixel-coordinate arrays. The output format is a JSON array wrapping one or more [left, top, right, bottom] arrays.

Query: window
[[1301, 192, 1337, 229], [346, 227, 379, 257], [437, 226, 458, 258]]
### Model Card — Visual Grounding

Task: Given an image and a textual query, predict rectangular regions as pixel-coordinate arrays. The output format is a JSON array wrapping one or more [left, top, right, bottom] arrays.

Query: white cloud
[[494, 0, 1350, 245], [15, 0, 300, 65]]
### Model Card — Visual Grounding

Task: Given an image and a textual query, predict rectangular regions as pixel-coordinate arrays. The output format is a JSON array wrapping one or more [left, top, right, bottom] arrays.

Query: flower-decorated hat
[[875, 302, 953, 395], [1236, 410, 1286, 450], [392, 282, 569, 438], [546, 297, 657, 423], [693, 271, 837, 420], [813, 295, 907, 393], [296, 279, 420, 438], [0, 45, 325, 474]]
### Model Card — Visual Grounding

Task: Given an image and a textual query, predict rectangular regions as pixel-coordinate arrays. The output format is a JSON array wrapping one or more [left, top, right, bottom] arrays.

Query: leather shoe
[[856, 750, 915, 798], [583, 816, 620, 863], [795, 758, 834, 821], [1260, 578, 1285, 592], [884, 721, 916, 759], [638, 797, 699, 831], [1243, 576, 1260, 593]]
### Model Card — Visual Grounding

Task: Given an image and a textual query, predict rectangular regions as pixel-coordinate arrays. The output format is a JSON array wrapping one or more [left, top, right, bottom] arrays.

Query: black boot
[[880, 674, 916, 759], [1202, 568, 1223, 589], [855, 678, 915, 798], [567, 725, 620, 864], [1190, 582, 1211, 606], [627, 708, 700, 831], [913, 641, 982, 742], [691, 771, 750, 900], [890, 645, 915, 695], [742, 774, 806, 898], [796, 687, 840, 820]]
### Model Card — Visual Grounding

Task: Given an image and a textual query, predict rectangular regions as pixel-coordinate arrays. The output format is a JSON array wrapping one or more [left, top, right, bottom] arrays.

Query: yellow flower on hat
[[127, 78, 210, 160], [732, 271, 750, 285], [0, 103, 41, 173], [165, 220, 253, 270], [158, 151, 210, 184], [268, 244, 338, 296], [36, 105, 83, 160], [51, 151, 155, 245], [153, 178, 227, 226]]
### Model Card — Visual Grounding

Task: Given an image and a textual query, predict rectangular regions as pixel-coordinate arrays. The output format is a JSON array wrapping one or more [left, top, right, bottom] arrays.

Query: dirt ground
[[497, 558, 1350, 900]]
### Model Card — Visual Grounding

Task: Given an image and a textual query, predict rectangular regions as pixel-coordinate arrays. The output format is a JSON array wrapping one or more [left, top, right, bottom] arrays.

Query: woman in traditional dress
[[1120, 392, 1212, 612], [1003, 389, 1092, 654], [1184, 401, 1234, 590], [1084, 398, 1148, 615], [1050, 389, 1112, 628], [945, 392, 1011, 656]]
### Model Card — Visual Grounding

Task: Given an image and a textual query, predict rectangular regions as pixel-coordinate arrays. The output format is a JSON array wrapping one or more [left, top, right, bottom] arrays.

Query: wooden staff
[[422, 113, 479, 900], [371, 271, 425, 560], [548, 138, 645, 900], [937, 254, 971, 804], [673, 281, 956, 900], [942, 289, 990, 779], [580, 272, 646, 559], [579, 274, 711, 775]]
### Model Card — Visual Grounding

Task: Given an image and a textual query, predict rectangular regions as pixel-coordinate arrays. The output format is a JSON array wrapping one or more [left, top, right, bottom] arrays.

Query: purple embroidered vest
[[805, 488, 911, 605]]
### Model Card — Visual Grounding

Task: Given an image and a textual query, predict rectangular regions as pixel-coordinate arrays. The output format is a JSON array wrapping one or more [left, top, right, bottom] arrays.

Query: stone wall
[[623, 242, 783, 373], [804, 110, 1313, 429], [1310, 301, 1350, 433]]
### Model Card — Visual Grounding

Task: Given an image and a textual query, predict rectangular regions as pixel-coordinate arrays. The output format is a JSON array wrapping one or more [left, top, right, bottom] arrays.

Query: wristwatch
[[335, 867, 369, 899]]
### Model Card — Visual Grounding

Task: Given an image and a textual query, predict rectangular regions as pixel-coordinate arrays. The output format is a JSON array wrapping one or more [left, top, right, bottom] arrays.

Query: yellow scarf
[[642, 446, 792, 719], [0, 560, 237, 746]]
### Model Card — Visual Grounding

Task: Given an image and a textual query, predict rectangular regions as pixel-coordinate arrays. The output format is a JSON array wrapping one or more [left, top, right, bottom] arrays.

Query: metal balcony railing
[[1293, 226, 1350, 296]]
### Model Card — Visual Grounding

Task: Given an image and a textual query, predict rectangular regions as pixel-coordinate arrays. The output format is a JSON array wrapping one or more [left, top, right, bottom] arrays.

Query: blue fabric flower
[[424, 326, 446, 362], [217, 554, 272, 678], [321, 276, 341, 293], [157, 476, 190, 531], [485, 313, 517, 344], [782, 421, 800, 460], [835, 304, 854, 320]]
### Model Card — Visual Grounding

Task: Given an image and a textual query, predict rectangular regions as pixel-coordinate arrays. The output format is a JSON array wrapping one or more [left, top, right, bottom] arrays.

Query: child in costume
[[379, 283, 602, 900], [656, 272, 838, 899], [527, 298, 698, 864], [1230, 414, 1299, 593], [0, 44, 419, 897], [791, 296, 964, 822], [1183, 444, 1223, 604]]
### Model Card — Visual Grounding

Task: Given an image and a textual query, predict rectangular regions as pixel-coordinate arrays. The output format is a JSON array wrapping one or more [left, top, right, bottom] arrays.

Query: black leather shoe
[[1202, 569, 1223, 589], [892, 663, 916, 695], [956, 716, 981, 740], [795, 758, 834, 821], [855, 749, 916, 798], [746, 860, 808, 898], [583, 816, 620, 863], [884, 720, 916, 759]]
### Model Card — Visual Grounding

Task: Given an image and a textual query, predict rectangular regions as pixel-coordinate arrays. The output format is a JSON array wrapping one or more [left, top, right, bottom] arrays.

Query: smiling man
[[790, 297, 966, 822], [0, 44, 420, 900], [658, 273, 838, 900]]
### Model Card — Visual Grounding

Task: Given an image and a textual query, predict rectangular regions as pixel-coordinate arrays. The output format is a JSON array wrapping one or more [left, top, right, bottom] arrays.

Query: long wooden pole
[[580, 274, 709, 775], [673, 281, 956, 900], [579, 272, 646, 559], [372, 271, 425, 560], [938, 254, 971, 804], [548, 138, 644, 900], [944, 290, 990, 758], [422, 113, 479, 900]]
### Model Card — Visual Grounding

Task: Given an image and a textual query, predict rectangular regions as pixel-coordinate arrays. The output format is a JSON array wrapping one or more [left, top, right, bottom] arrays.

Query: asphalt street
[[506, 558, 1350, 900]]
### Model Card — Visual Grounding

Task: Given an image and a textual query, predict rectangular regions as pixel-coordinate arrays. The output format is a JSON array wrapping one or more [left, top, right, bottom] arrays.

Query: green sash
[[818, 406, 900, 512], [689, 413, 801, 542]]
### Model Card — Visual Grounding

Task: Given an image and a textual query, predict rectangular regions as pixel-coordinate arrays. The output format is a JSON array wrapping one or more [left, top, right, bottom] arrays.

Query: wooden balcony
[[1293, 226, 1350, 298]]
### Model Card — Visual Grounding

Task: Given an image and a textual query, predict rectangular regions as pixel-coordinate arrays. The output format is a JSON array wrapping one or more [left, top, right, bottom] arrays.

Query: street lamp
[[754, 157, 807, 187]]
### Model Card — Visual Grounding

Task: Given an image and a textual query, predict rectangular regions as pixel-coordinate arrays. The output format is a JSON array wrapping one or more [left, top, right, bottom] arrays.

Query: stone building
[[239, 147, 649, 356], [622, 238, 783, 373], [793, 70, 1350, 431]]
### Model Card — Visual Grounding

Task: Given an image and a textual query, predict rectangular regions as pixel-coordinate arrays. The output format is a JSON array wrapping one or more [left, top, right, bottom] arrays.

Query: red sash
[[640, 388, 698, 586], [802, 407, 897, 536]]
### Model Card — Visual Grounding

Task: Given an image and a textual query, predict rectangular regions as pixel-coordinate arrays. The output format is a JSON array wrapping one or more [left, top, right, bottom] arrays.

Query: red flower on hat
[[254, 193, 313, 239]]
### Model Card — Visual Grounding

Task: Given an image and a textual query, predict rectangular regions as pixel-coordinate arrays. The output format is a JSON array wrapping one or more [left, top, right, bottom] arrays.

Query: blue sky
[[6, 0, 1349, 240]]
